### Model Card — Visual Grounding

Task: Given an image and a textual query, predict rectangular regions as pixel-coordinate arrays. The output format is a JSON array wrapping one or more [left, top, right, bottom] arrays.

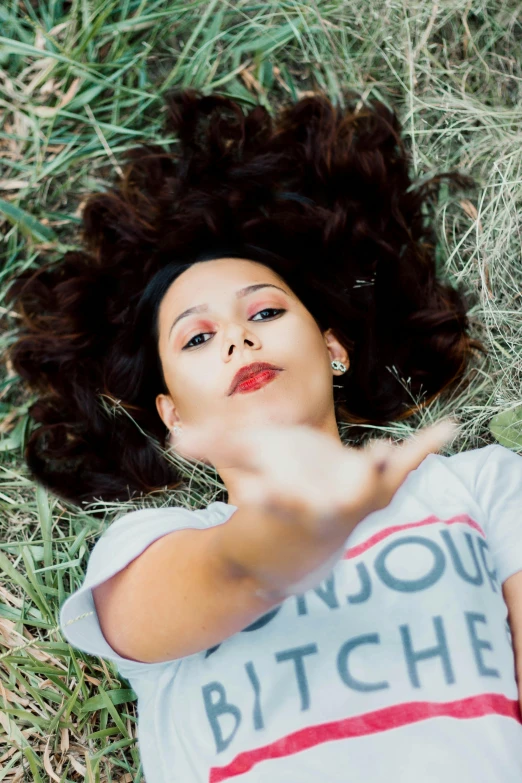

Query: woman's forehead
[[165, 257, 285, 301]]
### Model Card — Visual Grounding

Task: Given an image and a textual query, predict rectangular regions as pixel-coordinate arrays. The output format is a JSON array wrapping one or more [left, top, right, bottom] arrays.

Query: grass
[[1, 0, 522, 780]]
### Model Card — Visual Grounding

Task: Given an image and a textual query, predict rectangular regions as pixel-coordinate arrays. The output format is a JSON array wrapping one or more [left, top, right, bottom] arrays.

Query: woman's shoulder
[[420, 441, 518, 476], [408, 442, 521, 511], [81, 500, 237, 586], [103, 499, 236, 539]]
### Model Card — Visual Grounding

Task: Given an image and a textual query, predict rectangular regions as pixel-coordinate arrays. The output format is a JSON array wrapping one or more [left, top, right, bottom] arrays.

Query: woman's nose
[[221, 323, 260, 359]]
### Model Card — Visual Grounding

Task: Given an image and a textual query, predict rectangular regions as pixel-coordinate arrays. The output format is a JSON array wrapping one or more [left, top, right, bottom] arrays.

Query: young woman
[[7, 89, 522, 782]]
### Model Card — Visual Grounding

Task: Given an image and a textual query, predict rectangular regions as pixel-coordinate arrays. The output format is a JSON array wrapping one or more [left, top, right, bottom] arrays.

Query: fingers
[[372, 419, 458, 486], [174, 418, 458, 505], [398, 418, 457, 458]]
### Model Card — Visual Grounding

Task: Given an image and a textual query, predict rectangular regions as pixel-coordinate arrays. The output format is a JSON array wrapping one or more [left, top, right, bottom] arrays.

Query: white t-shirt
[[59, 443, 522, 783]]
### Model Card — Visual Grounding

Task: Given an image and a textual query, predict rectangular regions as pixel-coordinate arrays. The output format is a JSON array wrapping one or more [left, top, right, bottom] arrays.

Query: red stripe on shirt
[[343, 514, 486, 560], [209, 693, 521, 782]]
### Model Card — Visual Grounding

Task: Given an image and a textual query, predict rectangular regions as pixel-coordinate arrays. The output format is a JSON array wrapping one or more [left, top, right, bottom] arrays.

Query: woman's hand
[[176, 418, 458, 536]]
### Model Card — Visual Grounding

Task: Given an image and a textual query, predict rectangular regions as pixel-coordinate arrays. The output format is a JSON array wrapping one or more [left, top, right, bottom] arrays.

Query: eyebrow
[[168, 283, 290, 339]]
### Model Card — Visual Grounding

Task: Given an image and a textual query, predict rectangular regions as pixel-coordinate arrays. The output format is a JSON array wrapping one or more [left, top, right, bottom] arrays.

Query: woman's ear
[[323, 328, 350, 371], [155, 393, 181, 431]]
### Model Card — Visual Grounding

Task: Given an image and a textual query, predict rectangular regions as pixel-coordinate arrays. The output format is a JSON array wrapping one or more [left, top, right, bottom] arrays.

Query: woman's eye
[[182, 308, 285, 350], [250, 307, 285, 321]]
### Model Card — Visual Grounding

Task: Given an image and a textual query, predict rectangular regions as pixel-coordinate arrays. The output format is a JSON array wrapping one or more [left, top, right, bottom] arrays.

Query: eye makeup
[[179, 304, 287, 351], [173, 296, 289, 348]]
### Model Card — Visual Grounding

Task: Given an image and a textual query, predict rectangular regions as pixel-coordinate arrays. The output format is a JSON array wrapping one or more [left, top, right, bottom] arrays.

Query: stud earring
[[331, 360, 347, 373], [172, 424, 182, 437]]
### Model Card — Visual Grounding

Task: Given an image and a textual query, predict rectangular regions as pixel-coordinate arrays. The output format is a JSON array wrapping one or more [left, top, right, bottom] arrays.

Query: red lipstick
[[229, 362, 282, 396], [235, 369, 280, 394]]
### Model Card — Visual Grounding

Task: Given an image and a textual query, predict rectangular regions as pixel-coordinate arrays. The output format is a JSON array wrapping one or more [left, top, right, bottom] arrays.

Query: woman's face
[[155, 257, 349, 446]]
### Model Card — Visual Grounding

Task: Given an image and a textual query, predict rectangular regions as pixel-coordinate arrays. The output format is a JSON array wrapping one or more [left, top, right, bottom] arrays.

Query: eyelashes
[[182, 308, 286, 350]]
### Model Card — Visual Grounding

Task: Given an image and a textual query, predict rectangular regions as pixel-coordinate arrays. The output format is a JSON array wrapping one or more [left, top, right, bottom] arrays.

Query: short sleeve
[[472, 443, 522, 585], [59, 504, 231, 679]]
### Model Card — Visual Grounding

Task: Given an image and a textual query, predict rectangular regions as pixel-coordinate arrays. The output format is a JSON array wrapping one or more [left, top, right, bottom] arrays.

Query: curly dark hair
[[5, 88, 486, 507]]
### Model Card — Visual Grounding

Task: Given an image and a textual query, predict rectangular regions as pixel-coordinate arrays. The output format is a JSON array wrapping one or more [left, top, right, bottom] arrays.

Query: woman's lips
[[233, 369, 281, 394]]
